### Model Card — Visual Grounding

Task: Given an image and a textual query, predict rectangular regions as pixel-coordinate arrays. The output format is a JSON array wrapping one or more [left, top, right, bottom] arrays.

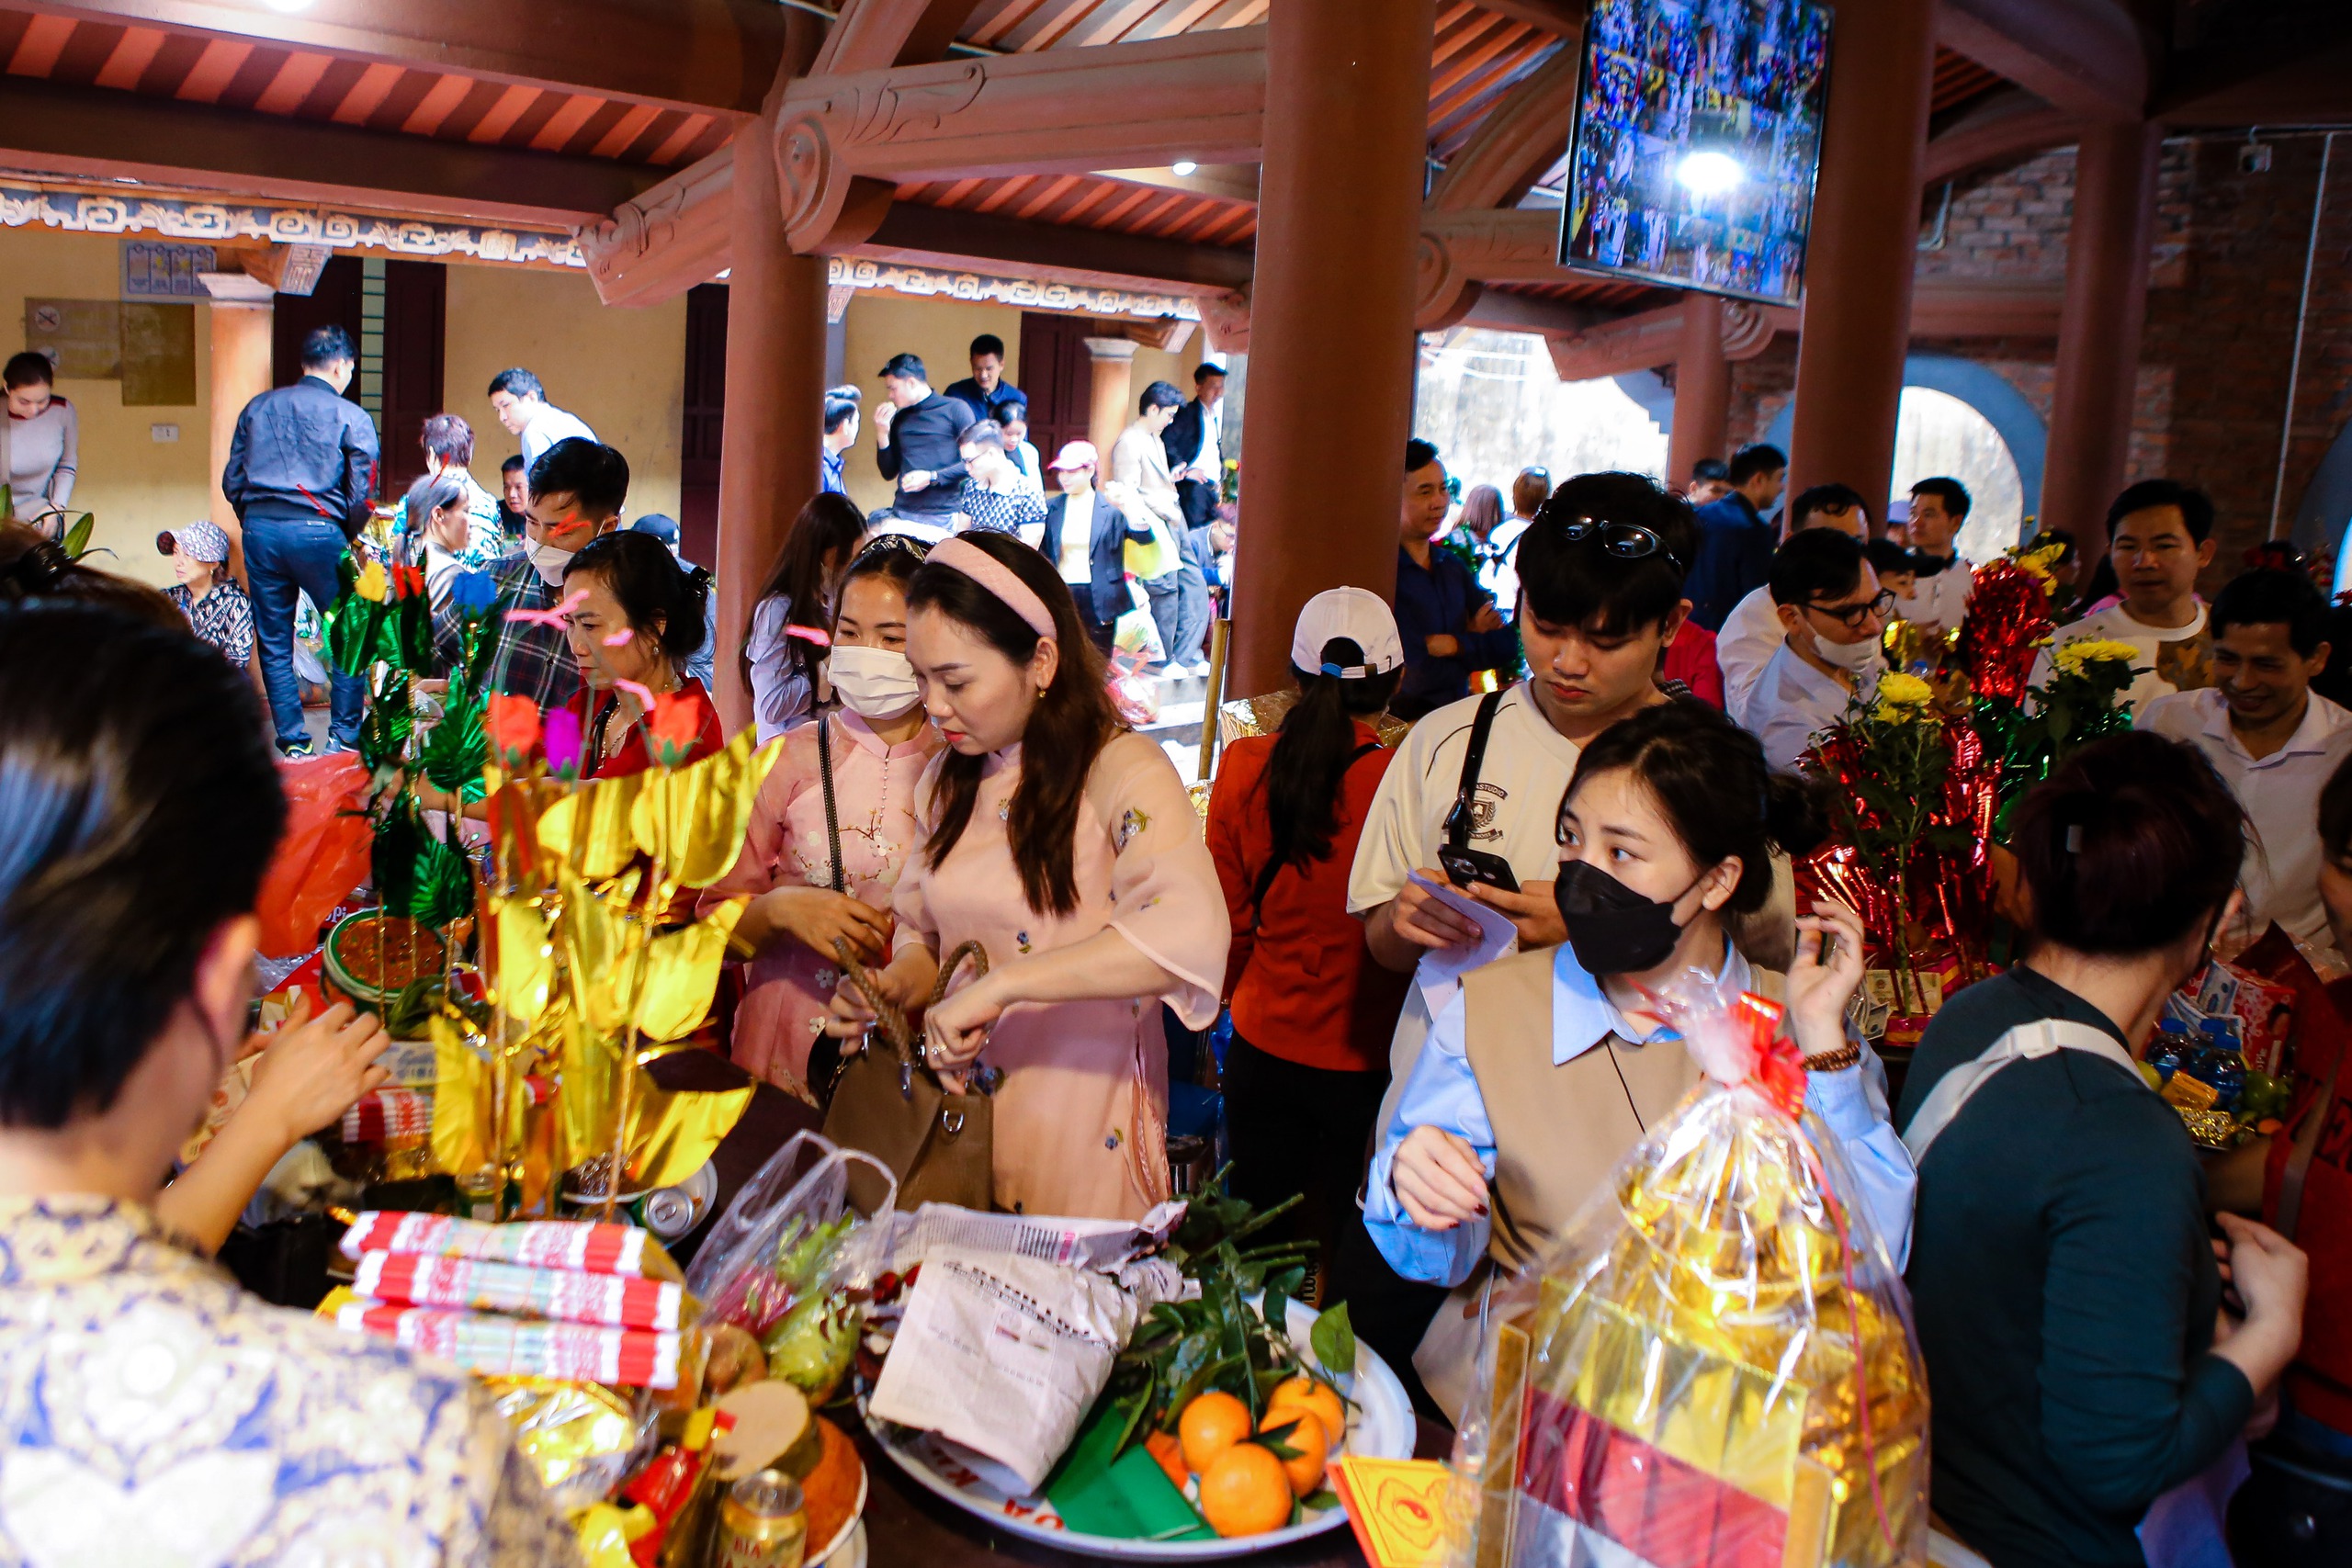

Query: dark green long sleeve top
[[1894, 965, 2255, 1568]]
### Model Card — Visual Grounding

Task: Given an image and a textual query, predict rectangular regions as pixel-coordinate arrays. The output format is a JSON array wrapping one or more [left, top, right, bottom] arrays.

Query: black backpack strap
[[1246, 739, 1384, 928], [1443, 689, 1507, 854]]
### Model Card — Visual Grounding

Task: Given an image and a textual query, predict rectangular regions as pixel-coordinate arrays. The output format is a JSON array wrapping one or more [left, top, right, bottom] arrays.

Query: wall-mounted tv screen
[[1558, 0, 1834, 307]]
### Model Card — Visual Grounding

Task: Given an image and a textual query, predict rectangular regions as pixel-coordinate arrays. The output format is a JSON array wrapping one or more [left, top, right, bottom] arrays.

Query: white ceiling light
[[1675, 150, 1742, 197], [260, 0, 316, 13], [1172, 160, 1198, 176]]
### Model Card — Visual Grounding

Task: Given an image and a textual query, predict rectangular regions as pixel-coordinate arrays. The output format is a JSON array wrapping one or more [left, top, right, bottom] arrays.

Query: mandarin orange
[[1198, 1441, 1294, 1538]]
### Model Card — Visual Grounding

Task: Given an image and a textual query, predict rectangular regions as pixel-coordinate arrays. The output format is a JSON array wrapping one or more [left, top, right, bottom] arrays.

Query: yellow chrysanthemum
[[1875, 672, 1934, 708], [355, 558, 389, 604], [2052, 637, 2140, 676]]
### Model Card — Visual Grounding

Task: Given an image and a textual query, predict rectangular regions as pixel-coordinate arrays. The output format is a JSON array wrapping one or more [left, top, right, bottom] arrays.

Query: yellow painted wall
[[838, 288, 1200, 513], [839, 292, 1025, 514], [443, 265, 685, 524], [0, 227, 211, 588]]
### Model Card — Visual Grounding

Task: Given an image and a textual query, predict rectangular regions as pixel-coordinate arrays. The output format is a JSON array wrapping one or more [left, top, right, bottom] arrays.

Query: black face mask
[[1553, 860, 1701, 977]]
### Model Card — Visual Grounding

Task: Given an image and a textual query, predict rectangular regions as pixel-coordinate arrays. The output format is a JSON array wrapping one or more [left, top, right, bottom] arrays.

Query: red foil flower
[[485, 694, 541, 770], [647, 691, 703, 768], [391, 564, 426, 599]]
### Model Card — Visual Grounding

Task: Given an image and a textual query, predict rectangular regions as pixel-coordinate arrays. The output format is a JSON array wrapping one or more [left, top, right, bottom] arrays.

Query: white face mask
[[829, 644, 922, 719], [526, 537, 575, 587], [1812, 624, 1884, 676]]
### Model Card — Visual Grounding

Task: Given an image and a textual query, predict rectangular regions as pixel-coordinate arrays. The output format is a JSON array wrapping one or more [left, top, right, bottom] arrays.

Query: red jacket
[[1205, 724, 1411, 1073]]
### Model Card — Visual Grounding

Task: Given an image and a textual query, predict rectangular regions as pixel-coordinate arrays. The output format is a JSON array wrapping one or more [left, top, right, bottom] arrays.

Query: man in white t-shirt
[[2140, 568, 2352, 955], [1745, 529, 1890, 771], [1902, 477, 1973, 637], [1351, 475, 1706, 1105], [2035, 479, 2219, 718], [1715, 482, 1869, 725]]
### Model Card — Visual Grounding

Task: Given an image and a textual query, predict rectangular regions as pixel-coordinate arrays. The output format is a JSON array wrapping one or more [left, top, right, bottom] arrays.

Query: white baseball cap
[[1291, 587, 1403, 679]]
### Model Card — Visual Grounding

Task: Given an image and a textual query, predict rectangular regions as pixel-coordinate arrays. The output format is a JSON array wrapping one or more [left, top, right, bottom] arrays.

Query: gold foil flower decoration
[[355, 557, 390, 603]]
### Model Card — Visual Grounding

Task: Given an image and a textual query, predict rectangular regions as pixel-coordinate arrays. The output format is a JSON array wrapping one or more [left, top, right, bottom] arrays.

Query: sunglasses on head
[[1805, 588, 1897, 629], [1557, 516, 1686, 575]]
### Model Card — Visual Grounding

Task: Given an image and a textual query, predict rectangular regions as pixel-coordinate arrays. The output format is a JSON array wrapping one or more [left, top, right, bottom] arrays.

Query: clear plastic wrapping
[[1448, 984, 1929, 1568], [684, 1131, 898, 1404]]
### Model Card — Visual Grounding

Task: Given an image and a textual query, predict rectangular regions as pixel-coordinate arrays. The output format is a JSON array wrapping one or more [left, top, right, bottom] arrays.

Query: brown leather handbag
[[820, 937, 998, 1211]]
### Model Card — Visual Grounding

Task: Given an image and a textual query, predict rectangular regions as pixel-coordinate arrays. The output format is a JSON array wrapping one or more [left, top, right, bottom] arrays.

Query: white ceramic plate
[[865, 1299, 1414, 1561]]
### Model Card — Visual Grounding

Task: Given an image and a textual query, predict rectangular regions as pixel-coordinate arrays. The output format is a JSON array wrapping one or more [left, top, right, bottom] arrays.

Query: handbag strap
[[1903, 1017, 2141, 1165], [816, 715, 845, 894], [1442, 689, 1507, 855]]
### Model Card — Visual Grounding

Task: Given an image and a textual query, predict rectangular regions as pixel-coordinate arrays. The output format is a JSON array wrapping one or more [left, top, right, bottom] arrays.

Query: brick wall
[[1719, 134, 2351, 581]]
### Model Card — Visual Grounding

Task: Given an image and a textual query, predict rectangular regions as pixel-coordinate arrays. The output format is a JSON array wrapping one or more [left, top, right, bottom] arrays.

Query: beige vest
[[1413, 951, 1787, 1414]]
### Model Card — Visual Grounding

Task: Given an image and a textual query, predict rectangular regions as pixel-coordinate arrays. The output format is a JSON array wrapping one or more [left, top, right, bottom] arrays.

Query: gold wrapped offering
[[1457, 991, 1928, 1568]]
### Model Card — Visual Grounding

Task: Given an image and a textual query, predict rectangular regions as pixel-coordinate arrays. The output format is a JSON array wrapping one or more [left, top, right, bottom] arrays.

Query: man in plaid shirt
[[481, 437, 630, 708]]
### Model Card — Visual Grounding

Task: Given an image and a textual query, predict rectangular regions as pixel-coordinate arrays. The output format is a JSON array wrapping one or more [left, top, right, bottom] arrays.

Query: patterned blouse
[[956, 479, 1046, 539], [0, 1196, 574, 1567], [168, 579, 255, 669]]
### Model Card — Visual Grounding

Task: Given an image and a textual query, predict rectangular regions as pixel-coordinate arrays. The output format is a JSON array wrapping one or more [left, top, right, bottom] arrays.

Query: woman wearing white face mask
[[824, 531, 1230, 1220], [706, 537, 943, 1102]]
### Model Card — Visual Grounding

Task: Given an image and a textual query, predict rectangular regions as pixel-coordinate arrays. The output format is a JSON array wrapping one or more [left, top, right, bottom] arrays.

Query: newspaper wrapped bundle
[[1453, 985, 1928, 1568]]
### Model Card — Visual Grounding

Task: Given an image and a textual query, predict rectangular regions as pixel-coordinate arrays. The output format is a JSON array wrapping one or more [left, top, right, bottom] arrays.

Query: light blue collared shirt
[[1362, 942, 1917, 1287]]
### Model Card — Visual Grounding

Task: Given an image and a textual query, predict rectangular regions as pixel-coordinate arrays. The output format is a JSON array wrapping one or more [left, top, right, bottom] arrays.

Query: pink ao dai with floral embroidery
[[703, 710, 943, 1100]]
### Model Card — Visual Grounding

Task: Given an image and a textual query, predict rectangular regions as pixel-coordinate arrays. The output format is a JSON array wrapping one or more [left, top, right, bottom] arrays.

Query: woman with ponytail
[[1206, 589, 1412, 1265], [1896, 732, 2306, 1568], [744, 492, 867, 741], [1364, 701, 1913, 1415], [707, 537, 943, 1102], [823, 530, 1228, 1219]]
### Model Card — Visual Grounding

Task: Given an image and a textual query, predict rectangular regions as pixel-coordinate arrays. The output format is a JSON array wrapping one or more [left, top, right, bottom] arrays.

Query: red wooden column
[[1666, 293, 1729, 490], [1227, 0, 1437, 697], [2041, 121, 2161, 558], [1785, 0, 1938, 513], [714, 89, 827, 733]]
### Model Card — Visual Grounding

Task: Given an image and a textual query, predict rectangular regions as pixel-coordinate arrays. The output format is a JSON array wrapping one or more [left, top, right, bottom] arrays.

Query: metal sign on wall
[[120, 240, 216, 298]]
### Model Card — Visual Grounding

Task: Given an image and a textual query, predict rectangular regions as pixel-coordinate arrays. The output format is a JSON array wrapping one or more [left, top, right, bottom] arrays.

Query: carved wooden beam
[[578, 147, 735, 307], [774, 26, 1264, 251], [812, 0, 991, 74], [1427, 46, 1581, 215], [1545, 297, 1773, 381], [17, 0, 787, 116], [868, 202, 1252, 292], [1923, 88, 2077, 186], [1934, 0, 2149, 124]]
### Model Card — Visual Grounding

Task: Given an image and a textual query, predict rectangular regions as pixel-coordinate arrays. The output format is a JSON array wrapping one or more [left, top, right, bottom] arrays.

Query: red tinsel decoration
[[1952, 560, 2055, 704], [1796, 714, 1999, 996]]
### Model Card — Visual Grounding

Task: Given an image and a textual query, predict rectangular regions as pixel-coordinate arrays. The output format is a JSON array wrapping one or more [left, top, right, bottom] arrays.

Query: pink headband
[[928, 536, 1057, 640]]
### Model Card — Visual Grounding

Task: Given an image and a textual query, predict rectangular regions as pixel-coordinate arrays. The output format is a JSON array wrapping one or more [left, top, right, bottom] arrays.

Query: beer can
[[712, 1469, 807, 1568]]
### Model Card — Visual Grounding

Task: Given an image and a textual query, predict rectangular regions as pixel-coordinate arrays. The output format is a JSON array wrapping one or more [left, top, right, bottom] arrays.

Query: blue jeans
[[243, 513, 364, 750]]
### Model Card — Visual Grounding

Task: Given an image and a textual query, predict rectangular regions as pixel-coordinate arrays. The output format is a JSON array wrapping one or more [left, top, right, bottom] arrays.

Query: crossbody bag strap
[[1903, 1017, 2141, 1165], [1246, 739, 1384, 927], [816, 716, 845, 894], [1442, 689, 1508, 855]]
